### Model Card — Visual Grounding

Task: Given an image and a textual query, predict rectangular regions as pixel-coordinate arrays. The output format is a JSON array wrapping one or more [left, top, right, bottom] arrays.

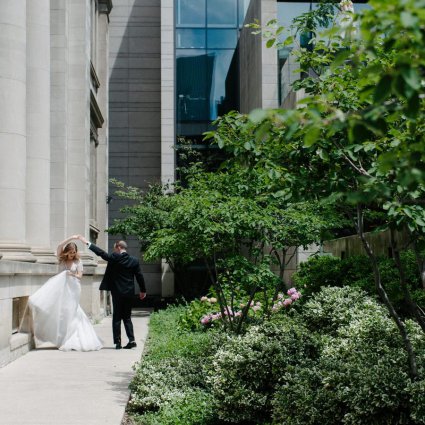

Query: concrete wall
[[323, 230, 410, 259], [108, 0, 162, 295]]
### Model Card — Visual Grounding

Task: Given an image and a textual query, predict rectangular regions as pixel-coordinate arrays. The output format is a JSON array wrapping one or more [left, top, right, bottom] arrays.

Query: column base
[[0, 244, 37, 262], [31, 247, 58, 264], [80, 252, 98, 267]]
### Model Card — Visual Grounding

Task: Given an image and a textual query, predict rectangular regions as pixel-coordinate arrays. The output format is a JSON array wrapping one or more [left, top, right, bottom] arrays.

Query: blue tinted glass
[[207, 29, 237, 49], [177, 0, 206, 27], [238, 0, 250, 27], [176, 50, 210, 122], [176, 29, 206, 48], [208, 50, 236, 119], [207, 0, 237, 27]]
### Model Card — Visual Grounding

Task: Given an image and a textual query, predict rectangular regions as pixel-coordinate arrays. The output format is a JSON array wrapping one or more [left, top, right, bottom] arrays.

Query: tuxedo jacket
[[89, 244, 146, 297]]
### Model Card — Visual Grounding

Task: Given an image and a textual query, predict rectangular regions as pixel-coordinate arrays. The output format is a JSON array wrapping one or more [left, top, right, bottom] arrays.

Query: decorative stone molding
[[30, 248, 58, 264], [0, 244, 36, 263]]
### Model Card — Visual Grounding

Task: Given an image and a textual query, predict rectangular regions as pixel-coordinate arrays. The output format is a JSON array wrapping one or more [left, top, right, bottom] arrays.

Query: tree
[[108, 163, 342, 333], [211, 0, 425, 378]]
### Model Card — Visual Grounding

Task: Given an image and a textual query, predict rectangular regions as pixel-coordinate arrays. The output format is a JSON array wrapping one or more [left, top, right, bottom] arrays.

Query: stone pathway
[[0, 310, 151, 425]]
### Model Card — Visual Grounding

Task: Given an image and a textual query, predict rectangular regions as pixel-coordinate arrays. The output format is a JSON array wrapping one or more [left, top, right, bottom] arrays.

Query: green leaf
[[401, 67, 421, 91], [249, 109, 267, 123], [331, 49, 351, 70], [405, 94, 420, 118], [304, 126, 320, 147], [400, 11, 418, 28], [374, 75, 392, 103], [266, 38, 276, 48]]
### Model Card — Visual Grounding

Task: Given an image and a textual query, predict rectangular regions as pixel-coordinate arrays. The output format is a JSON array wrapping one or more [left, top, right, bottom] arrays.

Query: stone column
[[67, 0, 91, 259], [26, 0, 56, 263], [50, 0, 69, 247], [0, 1, 35, 262], [161, 0, 175, 296], [96, 4, 111, 251]]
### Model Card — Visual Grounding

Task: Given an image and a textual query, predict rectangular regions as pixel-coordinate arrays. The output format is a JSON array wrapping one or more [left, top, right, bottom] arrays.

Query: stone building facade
[[0, 0, 112, 367]]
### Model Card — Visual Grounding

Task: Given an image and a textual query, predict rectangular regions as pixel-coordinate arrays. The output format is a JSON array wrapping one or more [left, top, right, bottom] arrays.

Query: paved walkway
[[0, 310, 151, 425]]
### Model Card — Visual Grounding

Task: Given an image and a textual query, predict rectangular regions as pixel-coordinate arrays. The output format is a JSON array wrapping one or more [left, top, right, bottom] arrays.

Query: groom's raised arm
[[78, 235, 112, 262]]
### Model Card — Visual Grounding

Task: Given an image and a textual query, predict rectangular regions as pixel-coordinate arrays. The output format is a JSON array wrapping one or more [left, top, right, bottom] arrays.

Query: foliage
[[271, 288, 425, 425], [210, 0, 425, 378], [128, 305, 221, 424], [109, 164, 343, 332], [293, 251, 424, 314], [129, 286, 425, 425], [205, 316, 318, 424]]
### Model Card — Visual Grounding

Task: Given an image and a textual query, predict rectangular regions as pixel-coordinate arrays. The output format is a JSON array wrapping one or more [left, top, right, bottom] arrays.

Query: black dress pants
[[111, 293, 134, 344]]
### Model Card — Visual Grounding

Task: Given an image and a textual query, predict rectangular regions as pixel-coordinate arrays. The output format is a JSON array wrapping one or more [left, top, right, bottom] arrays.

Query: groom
[[78, 236, 146, 349]]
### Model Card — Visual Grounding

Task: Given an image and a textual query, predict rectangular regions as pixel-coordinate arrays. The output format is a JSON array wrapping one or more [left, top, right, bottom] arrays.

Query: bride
[[29, 235, 102, 351]]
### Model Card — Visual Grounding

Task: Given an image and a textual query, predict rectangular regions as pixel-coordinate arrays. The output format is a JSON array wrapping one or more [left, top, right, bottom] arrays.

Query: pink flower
[[200, 315, 212, 325], [283, 298, 293, 307], [287, 288, 297, 295], [291, 292, 301, 301], [252, 305, 261, 312]]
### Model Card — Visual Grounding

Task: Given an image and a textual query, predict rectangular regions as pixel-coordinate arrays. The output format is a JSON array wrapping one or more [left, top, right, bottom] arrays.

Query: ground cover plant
[[128, 287, 425, 425]]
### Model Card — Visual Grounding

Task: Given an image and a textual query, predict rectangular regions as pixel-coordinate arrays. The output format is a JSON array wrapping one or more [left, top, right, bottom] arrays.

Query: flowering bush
[[271, 287, 425, 425], [199, 288, 302, 329], [206, 316, 317, 424]]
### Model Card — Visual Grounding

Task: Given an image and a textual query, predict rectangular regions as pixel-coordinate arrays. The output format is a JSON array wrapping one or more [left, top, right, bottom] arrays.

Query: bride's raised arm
[[56, 235, 79, 257]]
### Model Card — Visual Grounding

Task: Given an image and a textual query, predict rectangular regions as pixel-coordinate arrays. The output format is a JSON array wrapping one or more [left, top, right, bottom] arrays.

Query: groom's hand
[[139, 292, 147, 301]]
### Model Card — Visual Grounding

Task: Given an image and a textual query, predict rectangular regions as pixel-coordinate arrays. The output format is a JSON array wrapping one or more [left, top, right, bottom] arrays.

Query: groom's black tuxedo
[[88, 243, 146, 346], [89, 244, 146, 296]]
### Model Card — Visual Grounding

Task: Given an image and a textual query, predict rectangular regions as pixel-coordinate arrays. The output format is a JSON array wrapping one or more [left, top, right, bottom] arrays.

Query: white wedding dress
[[29, 261, 102, 351]]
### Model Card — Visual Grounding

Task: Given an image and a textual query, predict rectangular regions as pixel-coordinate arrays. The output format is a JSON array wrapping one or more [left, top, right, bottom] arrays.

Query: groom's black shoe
[[123, 341, 137, 349], [115, 343, 122, 350]]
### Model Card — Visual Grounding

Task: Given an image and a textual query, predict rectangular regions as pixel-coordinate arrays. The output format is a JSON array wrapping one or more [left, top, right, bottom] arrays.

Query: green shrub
[[271, 287, 425, 425], [128, 305, 222, 423], [178, 297, 221, 331], [132, 389, 216, 425], [300, 286, 386, 335], [293, 251, 423, 314], [206, 316, 318, 424]]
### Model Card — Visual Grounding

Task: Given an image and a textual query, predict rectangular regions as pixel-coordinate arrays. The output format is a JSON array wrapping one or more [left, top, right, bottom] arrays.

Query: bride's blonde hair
[[58, 242, 80, 263]]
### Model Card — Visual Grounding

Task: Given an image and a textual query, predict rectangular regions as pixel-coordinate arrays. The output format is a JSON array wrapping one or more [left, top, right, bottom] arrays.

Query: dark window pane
[[177, 0, 206, 27], [176, 50, 212, 123], [208, 49, 237, 119], [207, 29, 237, 49], [207, 0, 237, 27], [176, 29, 206, 48]]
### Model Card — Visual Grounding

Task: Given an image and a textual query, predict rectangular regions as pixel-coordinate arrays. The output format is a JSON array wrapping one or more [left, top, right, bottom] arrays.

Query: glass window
[[238, 0, 250, 27], [207, 0, 237, 27], [176, 29, 206, 48], [208, 49, 236, 119], [177, 0, 206, 27], [176, 50, 211, 122], [207, 29, 237, 49]]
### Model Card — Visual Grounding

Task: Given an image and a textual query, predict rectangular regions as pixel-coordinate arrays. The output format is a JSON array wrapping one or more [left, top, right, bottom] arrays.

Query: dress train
[[29, 270, 102, 351]]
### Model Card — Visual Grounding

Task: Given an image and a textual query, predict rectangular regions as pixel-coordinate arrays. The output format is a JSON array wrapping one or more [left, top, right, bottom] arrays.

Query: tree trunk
[[390, 229, 425, 333], [356, 206, 418, 380]]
